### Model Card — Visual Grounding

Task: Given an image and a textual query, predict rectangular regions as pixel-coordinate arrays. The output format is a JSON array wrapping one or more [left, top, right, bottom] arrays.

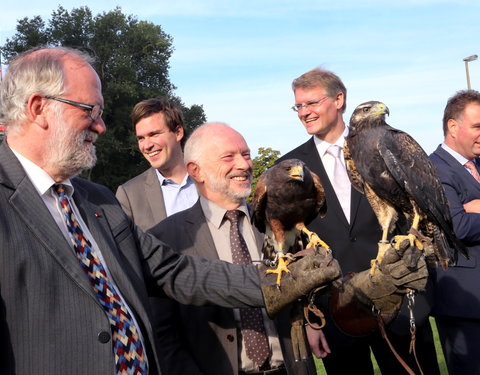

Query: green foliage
[[247, 147, 281, 203], [1, 6, 206, 191]]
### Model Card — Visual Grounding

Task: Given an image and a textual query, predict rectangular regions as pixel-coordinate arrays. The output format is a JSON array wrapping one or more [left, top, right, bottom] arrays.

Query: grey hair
[[0, 46, 95, 134], [184, 122, 231, 165]]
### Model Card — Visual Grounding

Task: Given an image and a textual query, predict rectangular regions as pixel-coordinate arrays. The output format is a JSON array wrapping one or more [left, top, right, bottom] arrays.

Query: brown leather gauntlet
[[259, 249, 341, 318], [329, 240, 428, 336]]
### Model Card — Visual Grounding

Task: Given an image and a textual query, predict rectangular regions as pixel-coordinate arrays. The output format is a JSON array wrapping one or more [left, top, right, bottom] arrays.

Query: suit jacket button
[[227, 334, 235, 342], [350, 237, 357, 242], [98, 330, 111, 343]]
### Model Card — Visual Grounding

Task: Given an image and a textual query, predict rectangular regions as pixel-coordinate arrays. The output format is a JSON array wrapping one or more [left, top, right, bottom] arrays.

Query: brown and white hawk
[[251, 158, 329, 285]]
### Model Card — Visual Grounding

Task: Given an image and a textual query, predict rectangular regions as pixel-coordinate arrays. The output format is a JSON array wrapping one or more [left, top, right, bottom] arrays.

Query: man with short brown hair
[[116, 98, 197, 231], [430, 89, 480, 375]]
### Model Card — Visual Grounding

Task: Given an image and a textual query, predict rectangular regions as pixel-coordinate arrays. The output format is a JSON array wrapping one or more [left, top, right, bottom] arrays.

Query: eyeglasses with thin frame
[[45, 95, 104, 120], [291, 96, 329, 112]]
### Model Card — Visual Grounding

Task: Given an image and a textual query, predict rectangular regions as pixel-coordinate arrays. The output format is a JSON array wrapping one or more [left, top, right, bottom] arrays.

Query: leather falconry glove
[[259, 248, 341, 318], [329, 239, 428, 336]]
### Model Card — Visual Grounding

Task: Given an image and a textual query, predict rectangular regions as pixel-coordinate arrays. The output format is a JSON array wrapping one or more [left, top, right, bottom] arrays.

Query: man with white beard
[[148, 122, 317, 375]]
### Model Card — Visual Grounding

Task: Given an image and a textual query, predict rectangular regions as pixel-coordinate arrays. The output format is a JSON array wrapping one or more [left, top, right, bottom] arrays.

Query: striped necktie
[[53, 184, 147, 375], [225, 209, 271, 369], [465, 160, 480, 183]]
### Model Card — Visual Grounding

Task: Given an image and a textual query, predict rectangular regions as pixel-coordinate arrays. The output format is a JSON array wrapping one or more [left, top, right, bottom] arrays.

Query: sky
[[1, 1, 480, 156]]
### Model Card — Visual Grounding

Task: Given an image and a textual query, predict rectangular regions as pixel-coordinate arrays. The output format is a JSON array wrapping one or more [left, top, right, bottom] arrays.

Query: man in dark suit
[[279, 67, 440, 374], [0, 47, 339, 375], [116, 98, 197, 231], [429, 89, 480, 375], [149, 122, 317, 375]]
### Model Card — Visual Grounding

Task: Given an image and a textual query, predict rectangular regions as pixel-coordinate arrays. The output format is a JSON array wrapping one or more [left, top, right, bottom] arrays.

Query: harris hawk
[[251, 158, 329, 286], [344, 101, 468, 274]]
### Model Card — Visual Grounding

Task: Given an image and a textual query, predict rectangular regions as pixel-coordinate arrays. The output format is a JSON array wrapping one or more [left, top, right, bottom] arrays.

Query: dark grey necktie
[[224, 210, 271, 368]]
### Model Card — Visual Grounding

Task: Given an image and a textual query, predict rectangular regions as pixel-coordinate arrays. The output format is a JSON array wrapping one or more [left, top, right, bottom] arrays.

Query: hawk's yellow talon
[[266, 256, 291, 286], [299, 226, 330, 251], [370, 241, 390, 276]]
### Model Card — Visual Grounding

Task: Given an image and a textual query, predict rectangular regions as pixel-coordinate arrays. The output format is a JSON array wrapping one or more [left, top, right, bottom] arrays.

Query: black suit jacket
[[0, 142, 264, 375], [430, 145, 480, 318], [149, 200, 317, 375], [279, 137, 433, 341]]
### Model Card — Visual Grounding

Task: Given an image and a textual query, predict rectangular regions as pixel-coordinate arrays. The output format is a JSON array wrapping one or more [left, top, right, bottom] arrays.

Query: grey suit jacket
[[0, 142, 264, 375], [149, 200, 317, 375], [116, 167, 167, 231]]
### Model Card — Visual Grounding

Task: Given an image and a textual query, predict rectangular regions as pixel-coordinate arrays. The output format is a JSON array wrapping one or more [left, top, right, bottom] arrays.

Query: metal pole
[[463, 55, 478, 90], [465, 60, 472, 90]]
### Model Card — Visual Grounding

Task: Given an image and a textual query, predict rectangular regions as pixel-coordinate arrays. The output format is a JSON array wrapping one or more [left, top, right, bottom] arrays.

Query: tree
[[247, 147, 281, 203], [1, 6, 206, 190]]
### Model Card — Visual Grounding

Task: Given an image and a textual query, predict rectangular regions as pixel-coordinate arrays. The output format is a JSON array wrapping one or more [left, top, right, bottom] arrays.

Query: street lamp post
[[463, 54, 478, 90]]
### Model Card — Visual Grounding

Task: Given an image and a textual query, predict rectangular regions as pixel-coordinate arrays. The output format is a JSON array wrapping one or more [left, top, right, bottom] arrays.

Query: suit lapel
[[0, 144, 95, 297], [184, 201, 220, 260], [435, 146, 480, 193], [300, 138, 350, 228], [144, 167, 167, 223], [73, 183, 150, 314]]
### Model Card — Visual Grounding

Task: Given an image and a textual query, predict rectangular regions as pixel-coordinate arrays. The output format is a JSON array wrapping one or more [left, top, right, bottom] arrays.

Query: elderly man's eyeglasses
[[291, 96, 329, 112], [45, 95, 104, 120]]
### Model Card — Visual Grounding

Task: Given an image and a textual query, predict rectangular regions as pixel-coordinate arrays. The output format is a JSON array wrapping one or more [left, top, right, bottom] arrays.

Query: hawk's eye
[[363, 107, 370, 113]]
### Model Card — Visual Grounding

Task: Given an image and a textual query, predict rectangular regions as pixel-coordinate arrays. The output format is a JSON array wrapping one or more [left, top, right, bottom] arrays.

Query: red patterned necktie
[[224, 210, 271, 368], [465, 160, 480, 183], [53, 184, 147, 375]]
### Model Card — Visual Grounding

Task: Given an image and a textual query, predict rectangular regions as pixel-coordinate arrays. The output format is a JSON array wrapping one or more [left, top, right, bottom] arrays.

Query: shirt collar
[[441, 143, 471, 166], [314, 126, 349, 157], [199, 196, 250, 229], [156, 169, 192, 187], [10, 148, 74, 197]]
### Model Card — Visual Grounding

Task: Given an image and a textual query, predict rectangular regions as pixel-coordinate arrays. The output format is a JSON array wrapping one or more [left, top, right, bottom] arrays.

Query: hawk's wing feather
[[309, 166, 328, 218], [343, 139, 365, 194], [378, 128, 455, 237], [251, 172, 268, 233]]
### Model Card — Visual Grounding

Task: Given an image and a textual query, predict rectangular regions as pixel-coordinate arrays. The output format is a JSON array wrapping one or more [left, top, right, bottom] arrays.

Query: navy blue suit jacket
[[430, 145, 480, 318]]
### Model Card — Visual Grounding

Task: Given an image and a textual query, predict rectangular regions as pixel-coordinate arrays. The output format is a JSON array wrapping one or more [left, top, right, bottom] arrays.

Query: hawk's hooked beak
[[373, 103, 390, 117], [289, 165, 304, 181]]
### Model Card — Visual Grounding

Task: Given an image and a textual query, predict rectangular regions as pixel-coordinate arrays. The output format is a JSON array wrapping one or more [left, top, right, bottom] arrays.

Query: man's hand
[[463, 199, 480, 213], [259, 248, 341, 318], [306, 326, 331, 358]]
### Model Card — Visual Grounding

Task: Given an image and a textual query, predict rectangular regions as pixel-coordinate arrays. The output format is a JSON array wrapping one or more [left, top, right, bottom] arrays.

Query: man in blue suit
[[430, 90, 480, 375]]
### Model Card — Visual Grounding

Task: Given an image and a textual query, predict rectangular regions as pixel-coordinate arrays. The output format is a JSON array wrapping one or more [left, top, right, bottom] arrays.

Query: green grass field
[[314, 317, 449, 374]]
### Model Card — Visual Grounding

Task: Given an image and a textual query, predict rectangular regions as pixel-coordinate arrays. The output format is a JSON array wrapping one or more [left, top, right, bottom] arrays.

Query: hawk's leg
[[364, 184, 398, 276], [369, 229, 390, 276], [296, 224, 330, 251], [266, 247, 291, 286], [369, 202, 397, 277], [392, 209, 424, 251]]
